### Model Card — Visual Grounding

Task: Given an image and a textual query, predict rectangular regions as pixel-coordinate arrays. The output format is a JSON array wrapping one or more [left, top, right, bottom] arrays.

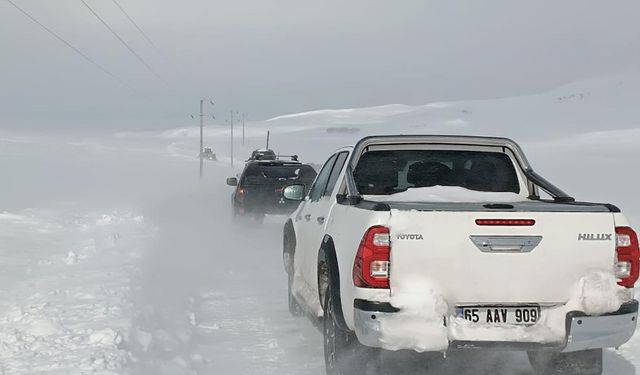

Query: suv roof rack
[[276, 154, 299, 162]]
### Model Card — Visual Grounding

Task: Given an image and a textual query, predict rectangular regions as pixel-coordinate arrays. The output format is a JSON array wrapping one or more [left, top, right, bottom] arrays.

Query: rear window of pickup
[[354, 150, 520, 195]]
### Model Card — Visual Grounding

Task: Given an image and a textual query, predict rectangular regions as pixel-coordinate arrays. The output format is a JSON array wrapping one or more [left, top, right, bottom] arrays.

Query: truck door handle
[[317, 217, 325, 224], [304, 214, 311, 222]]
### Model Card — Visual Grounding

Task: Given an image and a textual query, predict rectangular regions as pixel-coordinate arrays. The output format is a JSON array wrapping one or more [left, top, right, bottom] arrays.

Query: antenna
[[266, 130, 270, 149]]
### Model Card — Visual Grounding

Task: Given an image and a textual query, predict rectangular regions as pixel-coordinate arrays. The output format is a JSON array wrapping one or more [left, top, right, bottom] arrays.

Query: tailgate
[[388, 210, 616, 304]]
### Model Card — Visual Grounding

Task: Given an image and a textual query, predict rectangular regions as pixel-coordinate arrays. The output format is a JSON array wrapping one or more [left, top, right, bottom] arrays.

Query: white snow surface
[[365, 186, 525, 203], [0, 208, 154, 374]]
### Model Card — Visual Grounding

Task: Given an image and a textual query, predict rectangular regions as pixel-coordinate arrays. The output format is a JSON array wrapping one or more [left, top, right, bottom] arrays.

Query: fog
[[2, 0, 640, 129]]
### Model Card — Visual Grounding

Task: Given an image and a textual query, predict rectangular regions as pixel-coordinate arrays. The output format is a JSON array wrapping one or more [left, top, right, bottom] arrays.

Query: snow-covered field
[[1, 71, 640, 374], [0, 208, 150, 373]]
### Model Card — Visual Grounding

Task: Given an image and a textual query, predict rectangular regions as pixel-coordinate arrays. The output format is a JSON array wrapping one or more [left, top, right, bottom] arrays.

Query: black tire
[[284, 232, 304, 317], [323, 280, 380, 375], [528, 349, 603, 375]]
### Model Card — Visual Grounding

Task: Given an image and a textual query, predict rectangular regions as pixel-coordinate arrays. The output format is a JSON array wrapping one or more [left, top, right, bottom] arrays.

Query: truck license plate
[[456, 306, 540, 325]]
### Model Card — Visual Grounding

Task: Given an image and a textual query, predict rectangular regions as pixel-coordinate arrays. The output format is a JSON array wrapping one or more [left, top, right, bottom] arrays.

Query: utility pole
[[193, 99, 214, 180], [230, 110, 234, 168], [242, 112, 245, 146], [199, 99, 204, 180]]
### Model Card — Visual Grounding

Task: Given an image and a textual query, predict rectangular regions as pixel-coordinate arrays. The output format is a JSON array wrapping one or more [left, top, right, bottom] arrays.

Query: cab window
[[308, 154, 337, 201], [323, 152, 349, 197]]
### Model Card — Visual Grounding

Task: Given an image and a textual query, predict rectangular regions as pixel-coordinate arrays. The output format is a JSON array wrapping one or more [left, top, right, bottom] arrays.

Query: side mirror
[[226, 177, 238, 186], [283, 184, 305, 201]]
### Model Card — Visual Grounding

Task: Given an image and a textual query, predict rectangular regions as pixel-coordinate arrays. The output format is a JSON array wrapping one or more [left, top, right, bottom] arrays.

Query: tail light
[[476, 219, 535, 226], [615, 226, 640, 288], [353, 226, 390, 288], [236, 188, 246, 203]]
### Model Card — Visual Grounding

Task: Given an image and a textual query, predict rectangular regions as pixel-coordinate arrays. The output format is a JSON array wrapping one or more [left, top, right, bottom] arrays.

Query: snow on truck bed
[[364, 186, 525, 203]]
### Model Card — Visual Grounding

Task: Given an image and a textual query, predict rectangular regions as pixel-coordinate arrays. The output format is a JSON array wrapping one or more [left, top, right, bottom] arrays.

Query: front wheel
[[528, 349, 603, 375], [323, 284, 380, 375]]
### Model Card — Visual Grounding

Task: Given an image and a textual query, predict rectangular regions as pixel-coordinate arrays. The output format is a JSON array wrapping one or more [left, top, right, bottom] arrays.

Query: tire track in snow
[[192, 293, 287, 373]]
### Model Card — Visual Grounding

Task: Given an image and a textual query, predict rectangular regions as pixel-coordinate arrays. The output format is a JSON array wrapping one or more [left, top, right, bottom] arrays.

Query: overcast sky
[[1, 0, 639, 130]]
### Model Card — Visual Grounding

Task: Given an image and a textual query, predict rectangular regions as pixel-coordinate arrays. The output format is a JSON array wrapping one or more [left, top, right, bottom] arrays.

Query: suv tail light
[[236, 188, 246, 203], [353, 226, 390, 288], [615, 226, 640, 288]]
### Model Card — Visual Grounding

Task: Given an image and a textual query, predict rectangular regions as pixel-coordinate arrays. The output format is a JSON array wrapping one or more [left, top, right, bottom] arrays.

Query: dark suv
[[226, 159, 317, 222]]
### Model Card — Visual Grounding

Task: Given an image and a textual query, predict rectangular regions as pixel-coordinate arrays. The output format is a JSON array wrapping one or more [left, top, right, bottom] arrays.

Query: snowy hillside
[[156, 70, 640, 143]]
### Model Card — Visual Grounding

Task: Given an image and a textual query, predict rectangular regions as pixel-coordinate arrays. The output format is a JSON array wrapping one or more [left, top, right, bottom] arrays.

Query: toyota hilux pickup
[[281, 135, 639, 375]]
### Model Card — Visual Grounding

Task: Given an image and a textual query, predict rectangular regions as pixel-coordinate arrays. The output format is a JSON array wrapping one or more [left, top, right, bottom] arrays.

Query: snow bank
[[365, 186, 525, 203]]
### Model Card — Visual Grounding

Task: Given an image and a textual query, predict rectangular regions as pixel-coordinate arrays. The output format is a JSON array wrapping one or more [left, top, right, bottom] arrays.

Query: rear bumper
[[353, 299, 638, 353], [235, 202, 298, 215], [562, 301, 638, 352]]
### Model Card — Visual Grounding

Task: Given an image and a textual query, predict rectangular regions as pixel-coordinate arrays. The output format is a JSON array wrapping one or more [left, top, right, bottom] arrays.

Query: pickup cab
[[281, 135, 639, 375]]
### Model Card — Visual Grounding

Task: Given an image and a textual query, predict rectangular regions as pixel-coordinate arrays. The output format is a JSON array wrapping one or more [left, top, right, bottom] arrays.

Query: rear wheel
[[323, 279, 380, 375], [528, 349, 603, 375]]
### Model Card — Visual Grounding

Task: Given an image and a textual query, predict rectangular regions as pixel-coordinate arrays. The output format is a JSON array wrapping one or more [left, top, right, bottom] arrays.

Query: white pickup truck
[[281, 135, 639, 375]]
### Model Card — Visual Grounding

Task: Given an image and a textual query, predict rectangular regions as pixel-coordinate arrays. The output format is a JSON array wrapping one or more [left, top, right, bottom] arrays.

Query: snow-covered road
[[128, 185, 324, 375]]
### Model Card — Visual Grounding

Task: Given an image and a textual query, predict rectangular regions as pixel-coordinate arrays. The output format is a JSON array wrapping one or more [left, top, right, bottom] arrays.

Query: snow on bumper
[[352, 271, 638, 352], [353, 300, 638, 352]]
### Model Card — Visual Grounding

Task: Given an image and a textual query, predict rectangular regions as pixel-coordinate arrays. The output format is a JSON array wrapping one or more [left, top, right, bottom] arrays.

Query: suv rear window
[[354, 150, 520, 195], [243, 164, 316, 184]]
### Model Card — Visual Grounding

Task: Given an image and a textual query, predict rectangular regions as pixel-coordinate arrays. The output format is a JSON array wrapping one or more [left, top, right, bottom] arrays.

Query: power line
[[110, 0, 158, 50], [79, 0, 165, 83], [4, 0, 123, 84], [110, 0, 187, 86]]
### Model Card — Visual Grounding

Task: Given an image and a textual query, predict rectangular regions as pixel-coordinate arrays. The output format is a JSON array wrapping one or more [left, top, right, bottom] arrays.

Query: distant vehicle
[[282, 135, 638, 375], [226, 156, 317, 222], [200, 147, 216, 161]]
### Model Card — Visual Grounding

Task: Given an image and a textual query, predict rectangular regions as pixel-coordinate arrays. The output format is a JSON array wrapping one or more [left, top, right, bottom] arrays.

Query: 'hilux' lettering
[[578, 233, 612, 241]]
